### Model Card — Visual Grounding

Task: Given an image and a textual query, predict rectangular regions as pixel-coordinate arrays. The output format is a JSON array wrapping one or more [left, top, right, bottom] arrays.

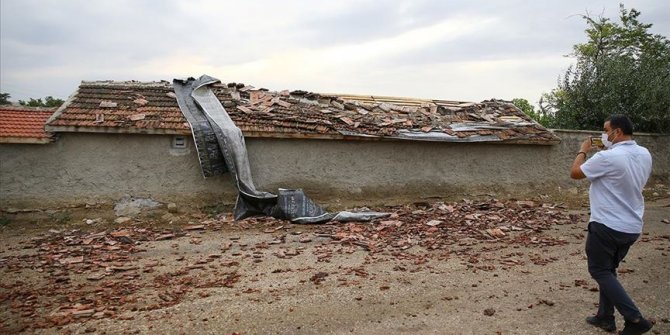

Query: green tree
[[0, 92, 10, 105], [19, 96, 65, 107], [540, 4, 670, 133], [512, 98, 554, 127]]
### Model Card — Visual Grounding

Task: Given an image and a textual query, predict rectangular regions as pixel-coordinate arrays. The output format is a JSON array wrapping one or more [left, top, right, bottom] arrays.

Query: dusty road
[[1, 197, 669, 335]]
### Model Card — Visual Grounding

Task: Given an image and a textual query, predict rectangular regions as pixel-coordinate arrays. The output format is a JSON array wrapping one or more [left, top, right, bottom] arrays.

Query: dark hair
[[606, 115, 634, 135]]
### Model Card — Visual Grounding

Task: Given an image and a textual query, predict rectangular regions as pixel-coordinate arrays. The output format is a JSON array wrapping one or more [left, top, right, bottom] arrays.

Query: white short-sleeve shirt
[[579, 140, 652, 234]]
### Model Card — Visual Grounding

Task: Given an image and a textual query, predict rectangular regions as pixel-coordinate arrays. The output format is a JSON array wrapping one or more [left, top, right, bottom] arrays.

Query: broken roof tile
[[44, 80, 560, 144]]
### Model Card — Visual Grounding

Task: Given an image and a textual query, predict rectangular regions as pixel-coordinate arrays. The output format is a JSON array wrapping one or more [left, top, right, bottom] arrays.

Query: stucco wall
[[1, 131, 668, 208], [0, 133, 235, 207], [247, 130, 669, 201]]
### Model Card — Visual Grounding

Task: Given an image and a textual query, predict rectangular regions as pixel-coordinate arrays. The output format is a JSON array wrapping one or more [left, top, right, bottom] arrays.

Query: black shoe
[[619, 317, 653, 335], [586, 315, 616, 332]]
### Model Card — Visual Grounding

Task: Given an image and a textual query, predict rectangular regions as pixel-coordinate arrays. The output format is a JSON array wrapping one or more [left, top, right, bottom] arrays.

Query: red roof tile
[[0, 106, 55, 144], [45, 80, 560, 145]]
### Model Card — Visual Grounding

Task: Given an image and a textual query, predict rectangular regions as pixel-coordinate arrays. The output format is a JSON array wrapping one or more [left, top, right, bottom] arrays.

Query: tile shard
[[99, 101, 117, 108]]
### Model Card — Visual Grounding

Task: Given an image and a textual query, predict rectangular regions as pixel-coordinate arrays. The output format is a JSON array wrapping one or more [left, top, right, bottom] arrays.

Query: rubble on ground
[[2, 198, 667, 332]]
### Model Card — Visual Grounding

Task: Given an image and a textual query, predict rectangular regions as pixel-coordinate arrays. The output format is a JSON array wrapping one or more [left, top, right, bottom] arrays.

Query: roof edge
[[43, 127, 560, 145], [0, 105, 57, 112], [44, 125, 191, 135], [80, 80, 172, 87], [0, 137, 52, 144], [46, 88, 79, 127]]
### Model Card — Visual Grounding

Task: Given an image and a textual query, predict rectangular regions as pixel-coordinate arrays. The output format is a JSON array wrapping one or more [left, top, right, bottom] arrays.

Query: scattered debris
[[425, 220, 443, 227], [113, 196, 161, 217], [114, 217, 132, 224], [313, 199, 575, 253], [486, 228, 506, 238], [0, 198, 590, 332], [310, 272, 329, 285], [156, 233, 175, 241], [538, 299, 555, 306], [83, 218, 102, 225], [167, 203, 178, 213]]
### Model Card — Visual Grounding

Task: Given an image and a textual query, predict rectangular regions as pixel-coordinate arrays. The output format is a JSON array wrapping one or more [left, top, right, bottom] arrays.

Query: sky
[[1, 0, 669, 105]]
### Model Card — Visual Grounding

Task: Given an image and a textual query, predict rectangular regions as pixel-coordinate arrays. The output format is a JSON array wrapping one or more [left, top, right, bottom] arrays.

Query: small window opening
[[172, 136, 187, 149]]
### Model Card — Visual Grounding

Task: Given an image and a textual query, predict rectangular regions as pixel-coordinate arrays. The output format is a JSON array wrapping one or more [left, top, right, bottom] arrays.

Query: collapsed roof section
[[45, 80, 559, 144]]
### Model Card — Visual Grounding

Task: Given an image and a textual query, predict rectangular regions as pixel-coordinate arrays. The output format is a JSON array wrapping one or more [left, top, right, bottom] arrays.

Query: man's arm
[[570, 138, 594, 180]]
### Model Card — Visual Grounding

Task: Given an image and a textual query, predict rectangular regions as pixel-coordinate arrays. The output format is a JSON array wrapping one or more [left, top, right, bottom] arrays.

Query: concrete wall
[[1, 131, 668, 208], [248, 130, 669, 201], [0, 133, 235, 207]]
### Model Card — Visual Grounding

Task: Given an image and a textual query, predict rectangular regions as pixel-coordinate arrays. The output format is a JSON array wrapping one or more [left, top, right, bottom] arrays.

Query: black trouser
[[585, 221, 641, 321]]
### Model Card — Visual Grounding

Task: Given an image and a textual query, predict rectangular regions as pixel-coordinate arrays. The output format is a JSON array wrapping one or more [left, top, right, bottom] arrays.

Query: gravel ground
[[1, 196, 668, 335]]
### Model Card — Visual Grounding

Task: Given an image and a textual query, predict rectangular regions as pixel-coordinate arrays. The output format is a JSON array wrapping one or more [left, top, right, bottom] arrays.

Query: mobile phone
[[590, 136, 603, 146]]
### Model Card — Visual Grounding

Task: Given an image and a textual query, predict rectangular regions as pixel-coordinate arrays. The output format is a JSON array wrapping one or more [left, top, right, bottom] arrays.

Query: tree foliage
[[540, 4, 670, 133], [19, 96, 65, 108], [0, 93, 11, 105], [512, 98, 553, 127]]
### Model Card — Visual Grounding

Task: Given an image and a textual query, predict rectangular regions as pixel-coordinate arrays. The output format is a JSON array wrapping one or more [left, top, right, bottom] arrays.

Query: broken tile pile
[[213, 83, 558, 143], [0, 199, 596, 332], [45, 80, 559, 144], [313, 199, 576, 253], [0, 225, 239, 331]]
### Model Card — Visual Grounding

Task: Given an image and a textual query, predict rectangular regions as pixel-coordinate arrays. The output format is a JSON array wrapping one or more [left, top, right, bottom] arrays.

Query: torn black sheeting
[[174, 75, 388, 224]]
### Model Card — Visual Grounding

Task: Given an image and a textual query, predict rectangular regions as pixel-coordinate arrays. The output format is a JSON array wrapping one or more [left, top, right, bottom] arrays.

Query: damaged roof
[[0, 106, 56, 144], [45, 80, 560, 144]]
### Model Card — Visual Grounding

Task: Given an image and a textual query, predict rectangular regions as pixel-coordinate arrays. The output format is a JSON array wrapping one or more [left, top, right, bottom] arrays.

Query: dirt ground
[[1, 195, 669, 335]]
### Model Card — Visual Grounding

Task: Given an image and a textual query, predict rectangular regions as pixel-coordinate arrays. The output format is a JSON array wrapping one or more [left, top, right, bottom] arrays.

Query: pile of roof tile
[[1, 198, 579, 331], [45, 80, 559, 144], [313, 199, 576, 253]]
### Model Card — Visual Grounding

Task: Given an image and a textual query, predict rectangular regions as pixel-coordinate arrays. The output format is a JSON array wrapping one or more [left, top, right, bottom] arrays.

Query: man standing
[[570, 115, 654, 334]]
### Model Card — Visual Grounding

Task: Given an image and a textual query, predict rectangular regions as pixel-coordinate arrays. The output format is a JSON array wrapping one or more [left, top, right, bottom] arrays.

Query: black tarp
[[174, 75, 388, 224]]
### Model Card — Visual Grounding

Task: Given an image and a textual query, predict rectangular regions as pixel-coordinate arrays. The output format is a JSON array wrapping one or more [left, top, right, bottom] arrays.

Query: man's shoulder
[[591, 149, 612, 160], [611, 141, 649, 154], [628, 142, 652, 157], [608, 141, 652, 166]]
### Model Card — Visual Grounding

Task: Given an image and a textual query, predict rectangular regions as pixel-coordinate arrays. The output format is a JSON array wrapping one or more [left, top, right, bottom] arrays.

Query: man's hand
[[570, 137, 591, 179], [580, 138, 595, 154]]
